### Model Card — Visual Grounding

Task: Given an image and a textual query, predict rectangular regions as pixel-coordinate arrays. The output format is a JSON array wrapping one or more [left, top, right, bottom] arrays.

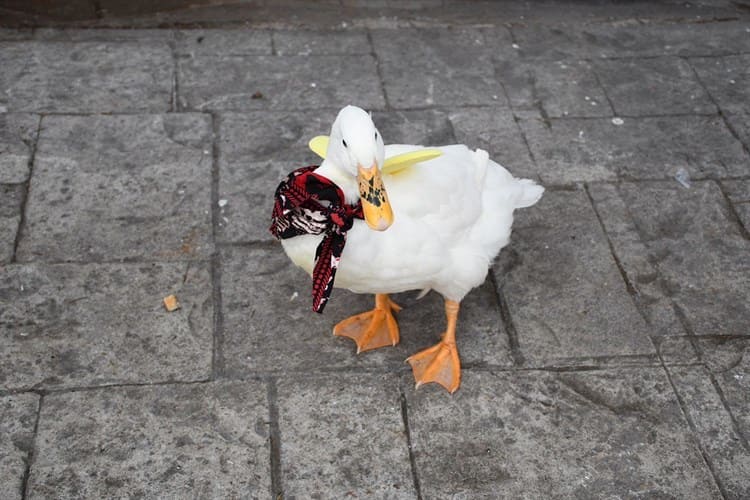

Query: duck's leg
[[333, 294, 401, 353], [407, 299, 461, 393]]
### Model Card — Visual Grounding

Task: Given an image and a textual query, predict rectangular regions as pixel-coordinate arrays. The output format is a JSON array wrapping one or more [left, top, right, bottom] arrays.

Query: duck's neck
[[314, 160, 360, 205]]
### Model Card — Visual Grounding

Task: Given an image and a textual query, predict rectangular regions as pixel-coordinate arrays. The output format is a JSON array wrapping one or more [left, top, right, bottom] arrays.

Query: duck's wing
[[308, 135, 328, 159], [383, 145, 487, 235], [308, 135, 442, 174]]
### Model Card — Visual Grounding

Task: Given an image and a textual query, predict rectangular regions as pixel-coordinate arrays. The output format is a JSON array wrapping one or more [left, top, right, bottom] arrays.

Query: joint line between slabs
[[510, 110, 539, 171], [366, 29, 391, 111], [443, 111, 459, 144], [586, 57, 618, 118], [715, 109, 750, 158], [266, 378, 284, 499], [169, 37, 180, 112], [20, 394, 42, 500], [269, 31, 277, 56], [209, 112, 225, 378], [583, 184, 640, 299], [12, 114, 43, 264], [5, 378, 215, 398], [661, 365, 731, 499], [716, 180, 750, 241], [399, 383, 423, 500], [489, 272, 525, 366]]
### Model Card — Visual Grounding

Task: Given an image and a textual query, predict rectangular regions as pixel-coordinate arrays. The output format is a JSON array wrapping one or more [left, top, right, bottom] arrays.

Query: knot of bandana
[[270, 165, 364, 313]]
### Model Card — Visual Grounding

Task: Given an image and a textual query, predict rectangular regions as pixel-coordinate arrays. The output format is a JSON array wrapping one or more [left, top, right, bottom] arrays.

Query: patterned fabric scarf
[[270, 165, 364, 313]]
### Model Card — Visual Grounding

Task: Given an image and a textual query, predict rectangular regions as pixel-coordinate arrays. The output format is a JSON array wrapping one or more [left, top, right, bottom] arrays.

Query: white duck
[[280, 105, 543, 393]]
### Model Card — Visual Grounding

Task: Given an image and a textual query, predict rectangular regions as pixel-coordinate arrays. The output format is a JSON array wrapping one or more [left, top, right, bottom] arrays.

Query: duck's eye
[[342, 139, 348, 148]]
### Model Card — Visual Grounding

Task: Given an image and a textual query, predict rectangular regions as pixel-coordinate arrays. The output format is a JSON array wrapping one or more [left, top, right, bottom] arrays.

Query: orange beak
[[357, 163, 393, 231]]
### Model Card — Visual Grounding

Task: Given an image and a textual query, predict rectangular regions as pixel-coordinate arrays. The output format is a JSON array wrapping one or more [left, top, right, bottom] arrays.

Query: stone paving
[[1, 1, 750, 499]]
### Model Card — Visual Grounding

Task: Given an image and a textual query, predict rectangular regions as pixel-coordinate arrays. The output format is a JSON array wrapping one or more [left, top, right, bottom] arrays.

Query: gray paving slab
[[493, 188, 655, 366], [220, 245, 512, 377], [276, 374, 414, 498], [371, 28, 508, 108], [691, 54, 750, 113], [588, 183, 697, 363], [177, 54, 385, 111], [0, 10, 748, 499], [593, 56, 716, 116], [669, 365, 750, 499], [0, 393, 39, 500], [0, 41, 172, 113], [0, 113, 39, 183], [174, 29, 271, 56], [518, 113, 749, 184], [219, 159, 296, 243], [219, 110, 336, 164], [0, 184, 23, 264], [28, 382, 270, 499], [722, 179, 750, 230], [371, 109, 455, 146], [448, 107, 539, 181], [404, 368, 722, 499], [496, 59, 613, 117], [510, 20, 750, 60], [616, 181, 750, 338], [515, 114, 617, 183], [273, 29, 370, 55], [17, 114, 213, 263], [0, 261, 212, 391], [216, 110, 335, 243]]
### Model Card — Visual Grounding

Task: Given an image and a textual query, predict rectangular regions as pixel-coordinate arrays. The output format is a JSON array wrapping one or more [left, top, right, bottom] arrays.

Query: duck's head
[[325, 105, 393, 231]]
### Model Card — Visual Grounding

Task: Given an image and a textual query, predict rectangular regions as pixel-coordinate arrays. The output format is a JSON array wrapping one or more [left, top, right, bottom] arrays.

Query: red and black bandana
[[270, 165, 364, 313]]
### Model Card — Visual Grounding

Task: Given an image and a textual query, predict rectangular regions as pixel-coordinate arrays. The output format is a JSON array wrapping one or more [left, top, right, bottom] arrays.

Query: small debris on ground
[[163, 294, 181, 312], [674, 167, 691, 188], [251, 91, 263, 99], [218, 199, 228, 208], [611, 117, 624, 125]]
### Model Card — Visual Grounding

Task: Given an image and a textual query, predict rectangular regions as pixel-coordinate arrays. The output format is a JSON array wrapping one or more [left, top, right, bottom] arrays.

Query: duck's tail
[[514, 178, 544, 209]]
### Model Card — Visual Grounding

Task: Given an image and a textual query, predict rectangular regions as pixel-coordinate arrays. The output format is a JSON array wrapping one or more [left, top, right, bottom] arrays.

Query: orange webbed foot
[[407, 340, 461, 393], [333, 294, 401, 353], [407, 299, 462, 393]]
